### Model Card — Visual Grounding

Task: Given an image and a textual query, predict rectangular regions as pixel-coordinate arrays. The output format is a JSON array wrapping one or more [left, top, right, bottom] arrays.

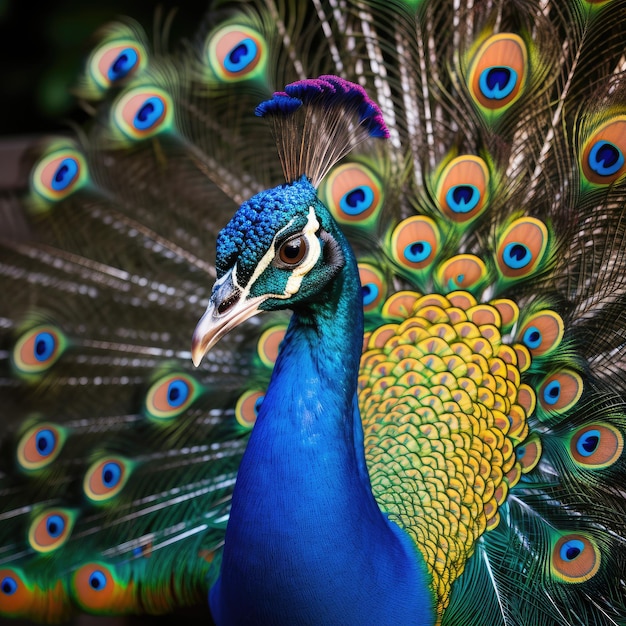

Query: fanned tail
[[2, 0, 626, 624]]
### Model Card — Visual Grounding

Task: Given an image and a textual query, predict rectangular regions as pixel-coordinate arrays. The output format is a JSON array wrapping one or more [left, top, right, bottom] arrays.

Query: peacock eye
[[277, 235, 308, 267]]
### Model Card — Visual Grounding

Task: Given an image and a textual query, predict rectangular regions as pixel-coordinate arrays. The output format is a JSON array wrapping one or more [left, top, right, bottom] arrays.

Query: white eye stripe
[[284, 207, 321, 296], [236, 208, 322, 302], [243, 219, 295, 291]]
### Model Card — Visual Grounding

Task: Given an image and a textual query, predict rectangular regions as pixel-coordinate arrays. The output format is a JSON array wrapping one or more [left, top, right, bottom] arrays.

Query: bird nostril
[[217, 290, 241, 315]]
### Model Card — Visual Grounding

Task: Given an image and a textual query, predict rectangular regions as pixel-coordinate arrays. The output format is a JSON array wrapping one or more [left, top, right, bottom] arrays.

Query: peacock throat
[[196, 177, 436, 624]]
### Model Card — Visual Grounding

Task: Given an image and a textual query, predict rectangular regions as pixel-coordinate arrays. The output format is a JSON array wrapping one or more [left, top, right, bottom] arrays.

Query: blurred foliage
[[0, 0, 206, 136]]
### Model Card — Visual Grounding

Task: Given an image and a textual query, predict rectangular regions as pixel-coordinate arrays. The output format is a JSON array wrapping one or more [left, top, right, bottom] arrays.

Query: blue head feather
[[216, 176, 318, 282]]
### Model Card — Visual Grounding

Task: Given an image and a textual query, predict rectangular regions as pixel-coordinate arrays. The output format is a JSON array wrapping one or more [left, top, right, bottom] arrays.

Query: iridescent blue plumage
[[204, 177, 433, 624]]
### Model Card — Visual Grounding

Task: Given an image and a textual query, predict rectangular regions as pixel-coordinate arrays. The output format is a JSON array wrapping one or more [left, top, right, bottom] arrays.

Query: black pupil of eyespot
[[230, 43, 248, 64], [582, 435, 599, 453], [453, 186, 473, 204], [137, 102, 154, 122], [566, 546, 581, 560], [510, 244, 527, 261], [55, 165, 69, 183], [487, 67, 510, 90], [113, 54, 129, 73], [597, 142, 618, 168], [346, 188, 365, 207]]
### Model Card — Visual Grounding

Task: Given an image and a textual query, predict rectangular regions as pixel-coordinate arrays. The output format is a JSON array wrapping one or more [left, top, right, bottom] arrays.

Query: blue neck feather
[[210, 228, 434, 625]]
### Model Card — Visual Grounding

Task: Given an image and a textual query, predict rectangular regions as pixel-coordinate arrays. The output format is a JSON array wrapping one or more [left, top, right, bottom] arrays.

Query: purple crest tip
[[255, 74, 389, 138]]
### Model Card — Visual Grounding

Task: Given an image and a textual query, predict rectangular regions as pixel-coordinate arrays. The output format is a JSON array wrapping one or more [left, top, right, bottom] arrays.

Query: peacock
[[2, 0, 626, 624]]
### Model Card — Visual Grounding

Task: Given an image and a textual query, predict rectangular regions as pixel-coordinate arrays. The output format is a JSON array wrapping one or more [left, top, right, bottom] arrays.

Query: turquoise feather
[[1, 0, 626, 625]]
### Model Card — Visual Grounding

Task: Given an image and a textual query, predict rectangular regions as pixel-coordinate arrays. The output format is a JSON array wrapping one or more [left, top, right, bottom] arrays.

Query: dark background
[[0, 0, 208, 137]]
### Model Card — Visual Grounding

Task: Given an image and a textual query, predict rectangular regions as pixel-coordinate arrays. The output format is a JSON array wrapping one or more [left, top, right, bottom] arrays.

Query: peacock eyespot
[[205, 24, 267, 81], [87, 37, 146, 92], [89, 570, 107, 591], [72, 563, 131, 612], [551, 534, 600, 583], [145, 373, 199, 421], [1, 576, 18, 596], [36, 429, 55, 455], [496, 217, 548, 280], [166, 379, 189, 407], [390, 216, 440, 273], [516, 436, 542, 473], [467, 33, 527, 113], [84, 457, 130, 503], [579, 431, 599, 454], [479, 66, 518, 100], [257, 324, 287, 367], [537, 370, 583, 417], [133, 96, 165, 130], [236, 390, 265, 428], [588, 141, 623, 176], [503, 243, 531, 268], [46, 515, 64, 538], [225, 39, 258, 73], [108, 48, 139, 81], [436, 155, 490, 223], [563, 542, 581, 560], [103, 462, 121, 487], [17, 423, 66, 472], [341, 186, 374, 215], [113, 86, 173, 140], [12, 326, 67, 376], [542, 380, 561, 405], [51, 158, 79, 191], [570, 423, 623, 468], [447, 184, 480, 213], [30, 147, 87, 203], [277, 235, 308, 266], [435, 254, 486, 292], [518, 311, 564, 357], [581, 116, 626, 185], [405, 241, 432, 263], [0, 568, 32, 615], [320, 162, 384, 226], [362, 284, 378, 305], [523, 326, 542, 349], [29, 509, 75, 553], [357, 264, 386, 312]]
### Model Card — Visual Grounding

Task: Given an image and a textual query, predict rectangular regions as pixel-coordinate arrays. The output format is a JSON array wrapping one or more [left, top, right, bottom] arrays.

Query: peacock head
[[191, 176, 346, 366], [191, 76, 389, 366]]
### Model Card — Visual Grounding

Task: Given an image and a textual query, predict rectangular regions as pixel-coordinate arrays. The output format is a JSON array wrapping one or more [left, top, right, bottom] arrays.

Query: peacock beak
[[191, 268, 266, 367]]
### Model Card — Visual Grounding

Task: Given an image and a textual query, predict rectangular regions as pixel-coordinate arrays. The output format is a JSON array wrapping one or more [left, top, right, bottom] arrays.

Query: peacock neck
[[210, 233, 434, 625]]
